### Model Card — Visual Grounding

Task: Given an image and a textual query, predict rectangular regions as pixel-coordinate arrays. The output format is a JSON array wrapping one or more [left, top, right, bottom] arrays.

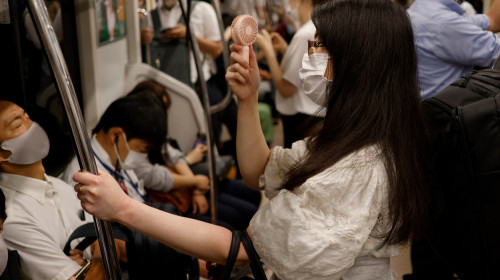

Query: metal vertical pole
[[26, 0, 122, 279], [178, 0, 219, 224], [208, 0, 233, 114]]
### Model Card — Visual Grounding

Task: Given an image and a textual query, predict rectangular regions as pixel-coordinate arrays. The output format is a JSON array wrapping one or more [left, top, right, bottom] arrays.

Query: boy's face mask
[[0, 122, 50, 165], [113, 133, 149, 170]]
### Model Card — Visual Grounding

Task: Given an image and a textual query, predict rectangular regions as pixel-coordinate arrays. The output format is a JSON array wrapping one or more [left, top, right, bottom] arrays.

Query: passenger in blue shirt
[[408, 0, 500, 99], [407, 2, 500, 278]]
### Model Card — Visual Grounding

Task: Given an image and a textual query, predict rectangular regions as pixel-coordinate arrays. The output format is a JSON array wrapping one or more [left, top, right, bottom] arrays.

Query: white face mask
[[0, 235, 8, 275], [299, 52, 332, 105], [0, 122, 50, 165], [114, 133, 149, 170], [285, 0, 300, 23]]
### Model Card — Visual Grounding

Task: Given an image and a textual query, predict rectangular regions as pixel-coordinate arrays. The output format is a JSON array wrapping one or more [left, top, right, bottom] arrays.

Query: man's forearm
[[197, 38, 223, 58]]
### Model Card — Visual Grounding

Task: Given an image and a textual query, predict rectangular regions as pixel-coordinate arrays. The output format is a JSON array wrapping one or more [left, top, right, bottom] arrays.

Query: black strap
[[219, 230, 242, 280], [63, 222, 130, 256], [240, 231, 268, 280]]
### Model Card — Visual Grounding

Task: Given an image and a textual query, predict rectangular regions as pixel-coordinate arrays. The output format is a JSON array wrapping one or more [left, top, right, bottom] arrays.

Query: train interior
[[1, 0, 492, 279]]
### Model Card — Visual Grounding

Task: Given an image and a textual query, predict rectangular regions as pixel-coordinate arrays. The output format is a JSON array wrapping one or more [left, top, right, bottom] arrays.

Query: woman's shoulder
[[303, 144, 386, 194], [334, 144, 384, 169]]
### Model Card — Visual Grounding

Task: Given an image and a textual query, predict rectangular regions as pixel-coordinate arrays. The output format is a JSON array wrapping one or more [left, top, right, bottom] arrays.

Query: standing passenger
[[73, 1, 432, 279], [256, 0, 324, 148], [408, 0, 500, 99]]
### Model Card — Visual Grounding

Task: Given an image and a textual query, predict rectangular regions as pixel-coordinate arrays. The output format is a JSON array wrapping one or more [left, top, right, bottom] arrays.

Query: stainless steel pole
[[209, 0, 234, 115], [138, 8, 151, 65], [26, 0, 122, 279], [178, 0, 219, 224]]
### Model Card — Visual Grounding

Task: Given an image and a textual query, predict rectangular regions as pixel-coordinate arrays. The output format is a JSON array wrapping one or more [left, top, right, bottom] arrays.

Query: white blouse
[[249, 141, 400, 280]]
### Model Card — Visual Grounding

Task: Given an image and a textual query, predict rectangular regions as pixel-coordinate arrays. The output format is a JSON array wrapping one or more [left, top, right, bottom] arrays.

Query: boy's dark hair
[[0, 188, 6, 221], [92, 90, 167, 151], [130, 79, 172, 110]]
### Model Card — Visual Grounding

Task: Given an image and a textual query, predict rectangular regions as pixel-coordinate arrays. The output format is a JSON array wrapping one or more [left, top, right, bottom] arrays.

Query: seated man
[[0, 100, 105, 280], [63, 89, 215, 219], [62, 90, 168, 203]]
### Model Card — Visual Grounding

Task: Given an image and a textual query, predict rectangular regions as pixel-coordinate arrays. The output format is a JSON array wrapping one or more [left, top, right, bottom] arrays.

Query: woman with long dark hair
[[72, 1, 431, 279]]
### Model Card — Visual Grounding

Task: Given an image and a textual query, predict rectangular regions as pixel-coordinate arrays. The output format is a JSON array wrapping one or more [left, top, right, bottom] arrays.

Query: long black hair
[[282, 0, 431, 245]]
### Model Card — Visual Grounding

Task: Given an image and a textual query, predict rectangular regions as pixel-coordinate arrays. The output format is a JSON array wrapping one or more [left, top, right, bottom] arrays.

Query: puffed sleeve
[[250, 147, 389, 280], [258, 141, 307, 199]]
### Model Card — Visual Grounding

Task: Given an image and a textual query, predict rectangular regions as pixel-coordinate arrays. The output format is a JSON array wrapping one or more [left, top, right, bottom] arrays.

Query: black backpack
[[421, 67, 500, 279]]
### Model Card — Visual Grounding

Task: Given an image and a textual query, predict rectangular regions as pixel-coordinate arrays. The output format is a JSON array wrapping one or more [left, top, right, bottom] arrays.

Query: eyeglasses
[[308, 40, 326, 55]]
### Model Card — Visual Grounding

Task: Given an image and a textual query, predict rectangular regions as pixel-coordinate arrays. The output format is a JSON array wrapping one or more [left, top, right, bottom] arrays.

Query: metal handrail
[[138, 8, 151, 65], [209, 0, 234, 115], [178, 0, 219, 224], [26, 0, 122, 279]]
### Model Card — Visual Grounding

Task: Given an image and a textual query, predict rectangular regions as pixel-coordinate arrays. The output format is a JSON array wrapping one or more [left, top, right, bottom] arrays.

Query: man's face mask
[[113, 133, 149, 170], [299, 52, 332, 105], [0, 122, 50, 165]]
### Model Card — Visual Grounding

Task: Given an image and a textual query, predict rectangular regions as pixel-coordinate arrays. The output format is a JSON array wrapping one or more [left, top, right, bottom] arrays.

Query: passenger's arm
[[171, 172, 210, 192], [191, 189, 209, 215], [226, 44, 270, 188], [256, 30, 297, 98], [185, 144, 208, 165], [74, 171, 250, 265], [134, 161, 209, 192], [196, 37, 223, 59], [488, 0, 500, 32], [434, 20, 500, 67], [162, 24, 222, 58], [171, 161, 210, 192]]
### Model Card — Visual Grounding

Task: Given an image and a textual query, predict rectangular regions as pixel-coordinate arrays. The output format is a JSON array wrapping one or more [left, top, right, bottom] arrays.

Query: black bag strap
[[240, 231, 268, 280], [218, 230, 242, 280], [63, 222, 130, 256]]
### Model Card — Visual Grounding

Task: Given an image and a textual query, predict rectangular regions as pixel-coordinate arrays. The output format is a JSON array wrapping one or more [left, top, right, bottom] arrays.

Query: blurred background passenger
[[128, 80, 261, 230], [408, 0, 500, 99], [140, 0, 239, 154], [407, 0, 500, 278], [255, 0, 324, 148]]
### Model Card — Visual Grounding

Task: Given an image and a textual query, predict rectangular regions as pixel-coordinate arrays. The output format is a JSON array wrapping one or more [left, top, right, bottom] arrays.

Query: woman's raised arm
[[226, 44, 271, 188]]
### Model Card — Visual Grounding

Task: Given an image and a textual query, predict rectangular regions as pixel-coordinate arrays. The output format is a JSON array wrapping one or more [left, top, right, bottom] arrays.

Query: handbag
[[208, 230, 268, 280], [146, 188, 192, 214]]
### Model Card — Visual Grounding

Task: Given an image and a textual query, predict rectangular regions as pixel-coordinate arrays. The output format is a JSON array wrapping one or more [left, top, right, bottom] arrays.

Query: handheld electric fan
[[231, 15, 258, 64]]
